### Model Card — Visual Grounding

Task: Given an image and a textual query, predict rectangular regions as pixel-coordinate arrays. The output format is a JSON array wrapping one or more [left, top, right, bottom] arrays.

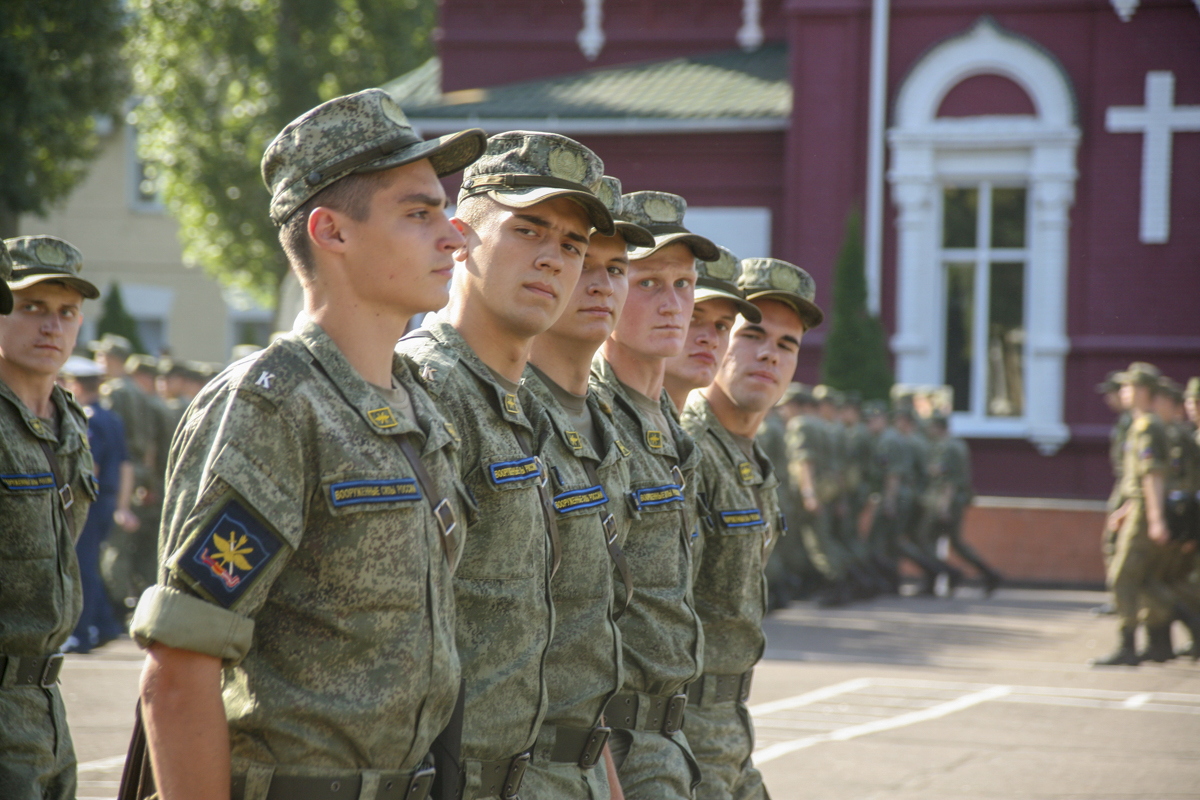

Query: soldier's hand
[[1147, 518, 1168, 545], [114, 508, 141, 532], [803, 494, 820, 513]]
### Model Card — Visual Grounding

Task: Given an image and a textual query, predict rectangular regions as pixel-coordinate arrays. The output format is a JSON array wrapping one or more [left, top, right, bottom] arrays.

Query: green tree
[[97, 282, 148, 354], [0, 0, 128, 237], [126, 0, 437, 305], [819, 210, 894, 401]]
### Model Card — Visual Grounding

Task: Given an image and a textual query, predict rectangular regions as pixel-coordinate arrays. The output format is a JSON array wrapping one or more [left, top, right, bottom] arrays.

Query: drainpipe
[[865, 0, 890, 315]]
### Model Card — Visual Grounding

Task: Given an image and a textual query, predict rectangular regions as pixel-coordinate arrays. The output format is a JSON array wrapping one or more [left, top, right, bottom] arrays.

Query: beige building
[[17, 114, 274, 362]]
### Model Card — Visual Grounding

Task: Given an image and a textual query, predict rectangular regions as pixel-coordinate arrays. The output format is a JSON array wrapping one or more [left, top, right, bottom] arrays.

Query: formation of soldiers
[[760, 384, 1001, 610], [1091, 364, 1200, 666]]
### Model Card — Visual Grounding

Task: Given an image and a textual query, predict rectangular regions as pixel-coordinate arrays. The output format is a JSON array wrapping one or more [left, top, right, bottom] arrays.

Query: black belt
[[0, 654, 65, 688], [230, 765, 435, 800], [685, 669, 754, 707], [474, 752, 530, 799], [534, 723, 610, 769], [606, 690, 687, 735]]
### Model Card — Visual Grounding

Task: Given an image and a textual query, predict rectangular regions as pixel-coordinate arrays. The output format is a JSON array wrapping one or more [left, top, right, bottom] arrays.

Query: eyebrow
[[398, 192, 447, 208], [514, 213, 589, 246], [781, 334, 802, 349]]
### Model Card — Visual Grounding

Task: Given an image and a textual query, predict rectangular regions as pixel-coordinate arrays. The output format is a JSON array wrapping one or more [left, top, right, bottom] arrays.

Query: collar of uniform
[[294, 318, 421, 438], [422, 316, 536, 432], [0, 378, 87, 446], [683, 393, 771, 486], [524, 367, 601, 463], [392, 353, 458, 456], [590, 354, 683, 461]]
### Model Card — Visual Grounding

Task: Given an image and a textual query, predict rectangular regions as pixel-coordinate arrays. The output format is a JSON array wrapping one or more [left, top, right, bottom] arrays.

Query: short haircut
[[278, 169, 395, 281], [454, 194, 501, 236]]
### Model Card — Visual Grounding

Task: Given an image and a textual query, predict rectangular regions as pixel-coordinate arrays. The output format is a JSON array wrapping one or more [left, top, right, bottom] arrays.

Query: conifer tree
[[819, 210, 893, 401], [96, 282, 147, 354]]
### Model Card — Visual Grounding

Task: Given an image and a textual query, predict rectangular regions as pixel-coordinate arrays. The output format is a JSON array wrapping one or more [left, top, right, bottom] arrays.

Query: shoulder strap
[[391, 434, 461, 571], [36, 438, 77, 541], [512, 426, 562, 579], [579, 457, 633, 620]]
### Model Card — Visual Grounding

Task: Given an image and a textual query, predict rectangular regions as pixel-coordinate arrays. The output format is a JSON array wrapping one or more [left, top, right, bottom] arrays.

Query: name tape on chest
[[330, 478, 421, 507], [630, 484, 684, 511], [489, 456, 543, 486], [720, 508, 765, 528], [553, 484, 608, 514], [179, 499, 284, 608], [1, 472, 56, 491]]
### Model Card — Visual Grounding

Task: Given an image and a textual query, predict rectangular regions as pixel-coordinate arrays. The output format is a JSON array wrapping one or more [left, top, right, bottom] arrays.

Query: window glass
[[942, 187, 977, 248], [987, 262, 1025, 417], [943, 262, 974, 412], [991, 187, 1026, 248]]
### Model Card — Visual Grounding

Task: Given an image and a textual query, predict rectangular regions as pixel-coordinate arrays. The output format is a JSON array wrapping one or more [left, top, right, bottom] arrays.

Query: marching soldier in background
[[131, 88, 485, 799], [399, 130, 613, 800], [522, 176, 651, 798], [682, 257, 821, 800], [592, 189, 710, 800], [1093, 372, 1132, 615], [1, 235, 100, 800], [760, 386, 810, 610], [840, 393, 872, 566]]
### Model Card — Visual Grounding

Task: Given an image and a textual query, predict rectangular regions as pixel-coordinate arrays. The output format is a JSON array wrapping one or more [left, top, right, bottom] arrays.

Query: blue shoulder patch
[[179, 499, 284, 608]]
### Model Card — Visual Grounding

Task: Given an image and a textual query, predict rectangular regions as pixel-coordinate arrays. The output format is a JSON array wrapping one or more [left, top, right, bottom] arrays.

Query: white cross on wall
[[1106, 71, 1200, 244]]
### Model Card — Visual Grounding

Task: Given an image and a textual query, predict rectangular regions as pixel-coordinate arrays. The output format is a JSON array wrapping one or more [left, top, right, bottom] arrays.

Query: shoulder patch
[[646, 430, 664, 449], [368, 407, 398, 428], [233, 340, 308, 406], [178, 499, 284, 608]]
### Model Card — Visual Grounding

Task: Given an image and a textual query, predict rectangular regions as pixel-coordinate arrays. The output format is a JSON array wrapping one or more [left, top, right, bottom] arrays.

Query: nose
[[660, 285, 685, 317], [693, 321, 716, 348], [535, 241, 564, 274], [40, 314, 63, 335], [441, 215, 467, 252], [589, 271, 615, 297]]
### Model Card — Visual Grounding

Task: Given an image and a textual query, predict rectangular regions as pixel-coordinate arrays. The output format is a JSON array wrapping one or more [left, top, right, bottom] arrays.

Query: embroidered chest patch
[[489, 456, 542, 485], [1, 472, 55, 491], [503, 394, 520, 415], [720, 508, 765, 528], [368, 407, 398, 428], [553, 484, 608, 514], [738, 461, 756, 484], [565, 430, 584, 451], [179, 500, 284, 608], [645, 430, 664, 449], [330, 478, 421, 507], [630, 484, 684, 511]]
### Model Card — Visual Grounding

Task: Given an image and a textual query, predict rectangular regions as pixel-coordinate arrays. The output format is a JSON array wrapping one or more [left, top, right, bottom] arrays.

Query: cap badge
[[548, 147, 587, 182], [643, 197, 677, 223], [773, 264, 801, 293], [36, 242, 68, 267], [380, 98, 409, 127]]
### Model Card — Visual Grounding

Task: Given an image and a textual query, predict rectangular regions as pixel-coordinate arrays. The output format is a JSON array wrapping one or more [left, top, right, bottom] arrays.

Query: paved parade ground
[[63, 587, 1200, 799]]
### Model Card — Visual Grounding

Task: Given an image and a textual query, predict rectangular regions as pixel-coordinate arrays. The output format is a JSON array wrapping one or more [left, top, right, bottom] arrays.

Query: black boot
[[981, 569, 1002, 598], [1090, 627, 1140, 667], [1173, 604, 1200, 660], [1140, 625, 1176, 663]]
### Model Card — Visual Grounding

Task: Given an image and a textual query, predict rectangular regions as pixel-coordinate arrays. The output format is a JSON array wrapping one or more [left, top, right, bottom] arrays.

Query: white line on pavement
[[77, 754, 128, 771], [1122, 693, 1152, 709], [748, 678, 874, 716], [753, 685, 1012, 764]]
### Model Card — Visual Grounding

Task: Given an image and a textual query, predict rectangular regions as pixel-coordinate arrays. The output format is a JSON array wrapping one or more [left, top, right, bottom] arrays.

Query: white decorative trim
[[888, 18, 1078, 455], [1105, 71, 1200, 245], [865, 0, 891, 315], [738, 0, 764, 51], [578, 0, 605, 61], [410, 116, 788, 136], [1110, 0, 1139, 22]]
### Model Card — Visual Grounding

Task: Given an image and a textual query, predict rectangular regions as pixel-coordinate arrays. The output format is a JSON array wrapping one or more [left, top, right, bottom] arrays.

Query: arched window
[[888, 17, 1079, 454]]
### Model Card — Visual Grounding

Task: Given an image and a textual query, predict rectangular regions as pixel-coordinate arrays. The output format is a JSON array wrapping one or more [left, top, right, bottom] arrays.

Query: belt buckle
[[432, 498, 457, 539], [602, 513, 618, 545], [578, 726, 611, 769], [41, 653, 64, 687], [503, 752, 530, 799], [406, 764, 436, 799], [663, 693, 687, 735], [59, 484, 73, 510]]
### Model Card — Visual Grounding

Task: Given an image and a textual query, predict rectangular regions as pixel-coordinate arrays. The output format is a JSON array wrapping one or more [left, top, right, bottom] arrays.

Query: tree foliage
[[819, 209, 894, 401], [97, 282, 148, 354], [0, 0, 128, 237], [126, 0, 437, 304]]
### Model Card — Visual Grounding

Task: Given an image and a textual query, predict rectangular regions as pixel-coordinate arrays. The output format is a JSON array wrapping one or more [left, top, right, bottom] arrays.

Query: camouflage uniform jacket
[[589, 355, 703, 697], [876, 427, 920, 491], [843, 422, 871, 499], [682, 395, 781, 676], [784, 413, 828, 504], [1165, 420, 1200, 494], [924, 436, 973, 512], [758, 411, 802, 533], [396, 317, 555, 761], [0, 380, 95, 655], [819, 418, 846, 503], [1117, 413, 1168, 505], [131, 320, 467, 772], [101, 376, 156, 487], [524, 371, 629, 731]]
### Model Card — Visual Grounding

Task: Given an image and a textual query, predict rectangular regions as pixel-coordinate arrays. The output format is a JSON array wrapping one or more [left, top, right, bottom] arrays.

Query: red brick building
[[391, 0, 1200, 583]]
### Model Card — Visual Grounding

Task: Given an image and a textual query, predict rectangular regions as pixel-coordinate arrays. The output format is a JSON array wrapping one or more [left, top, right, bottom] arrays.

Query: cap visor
[[746, 290, 824, 330], [485, 186, 615, 236], [612, 221, 656, 249], [693, 287, 763, 323], [630, 231, 719, 263], [364, 127, 488, 180], [8, 273, 100, 300], [0, 284, 12, 315]]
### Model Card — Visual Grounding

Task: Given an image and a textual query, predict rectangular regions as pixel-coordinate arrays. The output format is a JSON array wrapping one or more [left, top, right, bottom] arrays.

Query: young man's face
[[0, 283, 84, 380], [455, 195, 590, 338], [610, 242, 696, 360], [336, 159, 464, 318], [713, 299, 804, 414], [664, 297, 737, 394], [544, 231, 629, 346]]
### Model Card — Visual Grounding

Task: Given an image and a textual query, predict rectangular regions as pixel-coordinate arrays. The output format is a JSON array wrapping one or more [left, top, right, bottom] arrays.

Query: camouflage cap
[[458, 131, 614, 235], [1158, 376, 1184, 403], [5, 235, 99, 300], [90, 333, 134, 358], [0, 239, 12, 314], [262, 88, 486, 226], [1186, 377, 1200, 399], [595, 176, 654, 248], [778, 381, 813, 407], [862, 398, 889, 417], [813, 384, 845, 406], [738, 258, 824, 330], [125, 353, 160, 375], [1095, 370, 1121, 395], [622, 191, 719, 262], [694, 245, 762, 323], [1114, 361, 1161, 388]]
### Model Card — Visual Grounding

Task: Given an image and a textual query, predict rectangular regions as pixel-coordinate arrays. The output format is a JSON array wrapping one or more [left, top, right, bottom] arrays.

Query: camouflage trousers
[[521, 753, 612, 800], [794, 507, 849, 582], [684, 700, 769, 800], [0, 684, 77, 800], [1109, 503, 1174, 630], [609, 727, 700, 800]]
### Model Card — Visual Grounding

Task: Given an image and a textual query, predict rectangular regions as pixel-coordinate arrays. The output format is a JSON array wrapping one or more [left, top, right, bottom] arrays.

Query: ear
[[308, 206, 349, 255]]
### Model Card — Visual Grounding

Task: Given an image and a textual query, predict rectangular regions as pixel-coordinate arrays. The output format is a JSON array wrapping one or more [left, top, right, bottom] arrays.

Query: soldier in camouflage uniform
[[398, 130, 613, 800], [592, 190, 712, 800], [521, 176, 653, 799], [1, 235, 100, 800], [761, 386, 815, 608], [130, 88, 486, 799], [1092, 363, 1173, 666], [124, 353, 176, 586], [683, 258, 822, 800], [662, 246, 761, 413]]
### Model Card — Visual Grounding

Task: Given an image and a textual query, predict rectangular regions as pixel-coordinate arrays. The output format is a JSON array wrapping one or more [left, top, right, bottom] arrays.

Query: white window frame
[[887, 17, 1079, 454], [683, 207, 773, 261]]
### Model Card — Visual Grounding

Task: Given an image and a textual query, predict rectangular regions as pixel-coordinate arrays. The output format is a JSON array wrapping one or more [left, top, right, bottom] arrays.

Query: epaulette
[[229, 338, 308, 408], [399, 335, 459, 398]]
